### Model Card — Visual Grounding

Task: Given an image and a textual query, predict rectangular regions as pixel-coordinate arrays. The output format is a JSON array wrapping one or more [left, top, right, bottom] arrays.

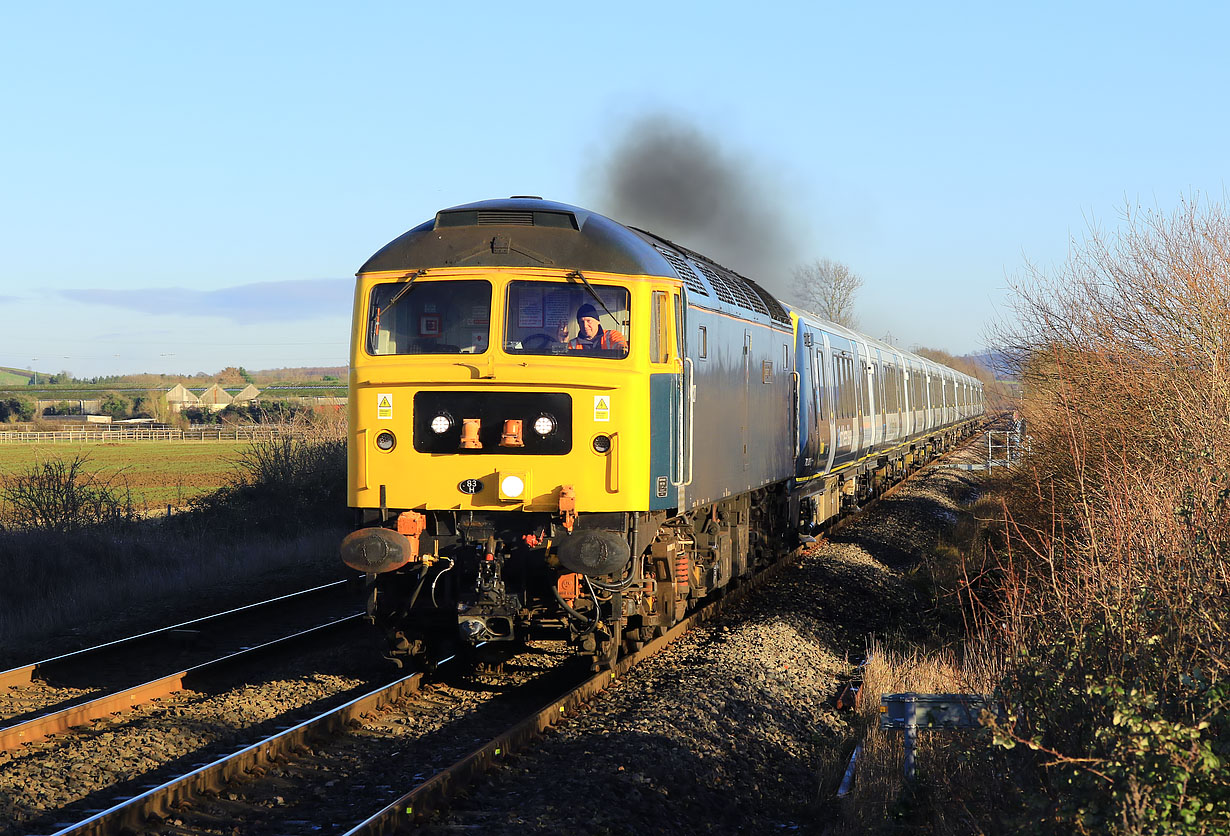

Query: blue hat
[[576, 303, 598, 322]]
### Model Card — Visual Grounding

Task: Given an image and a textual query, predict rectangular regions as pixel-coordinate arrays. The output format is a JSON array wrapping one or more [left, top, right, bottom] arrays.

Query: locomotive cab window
[[367, 279, 492, 356], [504, 280, 630, 358]]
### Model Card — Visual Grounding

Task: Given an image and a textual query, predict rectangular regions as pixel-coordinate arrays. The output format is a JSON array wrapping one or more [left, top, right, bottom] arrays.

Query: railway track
[[6, 426, 989, 835], [0, 581, 362, 750]]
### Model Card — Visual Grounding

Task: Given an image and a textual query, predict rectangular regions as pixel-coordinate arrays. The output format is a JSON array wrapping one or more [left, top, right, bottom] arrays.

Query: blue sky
[[2, 1, 1226, 377]]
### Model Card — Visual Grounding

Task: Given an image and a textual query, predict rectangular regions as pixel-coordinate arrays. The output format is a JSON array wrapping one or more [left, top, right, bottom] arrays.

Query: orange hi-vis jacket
[[568, 329, 628, 352]]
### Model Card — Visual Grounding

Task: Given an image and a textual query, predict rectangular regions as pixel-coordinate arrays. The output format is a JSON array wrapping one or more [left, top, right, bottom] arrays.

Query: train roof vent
[[478, 211, 534, 225], [690, 260, 740, 306], [725, 270, 770, 316], [652, 245, 709, 297], [435, 210, 578, 229], [741, 275, 791, 326]]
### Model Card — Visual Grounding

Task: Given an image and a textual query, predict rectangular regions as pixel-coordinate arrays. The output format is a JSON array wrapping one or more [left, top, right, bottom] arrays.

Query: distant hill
[[963, 351, 1016, 380], [250, 366, 347, 384], [0, 367, 36, 386]]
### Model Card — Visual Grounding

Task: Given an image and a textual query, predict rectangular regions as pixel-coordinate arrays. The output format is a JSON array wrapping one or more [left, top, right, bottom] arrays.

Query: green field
[[0, 441, 254, 509], [0, 367, 34, 386]]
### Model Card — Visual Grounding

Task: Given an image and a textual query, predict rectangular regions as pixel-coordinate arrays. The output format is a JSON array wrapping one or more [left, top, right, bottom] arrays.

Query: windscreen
[[504, 280, 630, 359], [367, 280, 492, 355]]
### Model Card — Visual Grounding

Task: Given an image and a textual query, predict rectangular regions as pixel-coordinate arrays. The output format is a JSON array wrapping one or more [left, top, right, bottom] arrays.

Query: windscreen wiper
[[372, 269, 426, 334], [566, 270, 619, 322]]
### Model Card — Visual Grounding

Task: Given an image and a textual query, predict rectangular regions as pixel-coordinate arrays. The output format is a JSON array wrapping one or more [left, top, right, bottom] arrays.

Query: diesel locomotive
[[340, 198, 984, 668]]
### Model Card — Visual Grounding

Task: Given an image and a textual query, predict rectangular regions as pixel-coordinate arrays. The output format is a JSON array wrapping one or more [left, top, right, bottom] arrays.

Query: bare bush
[[980, 198, 1230, 833], [0, 455, 135, 532], [189, 410, 348, 531]]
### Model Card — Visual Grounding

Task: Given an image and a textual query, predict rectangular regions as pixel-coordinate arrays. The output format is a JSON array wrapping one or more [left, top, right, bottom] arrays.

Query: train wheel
[[597, 593, 623, 670]]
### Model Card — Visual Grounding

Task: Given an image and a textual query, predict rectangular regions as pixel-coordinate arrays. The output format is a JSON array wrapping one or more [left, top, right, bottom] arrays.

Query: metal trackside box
[[879, 693, 1001, 730]]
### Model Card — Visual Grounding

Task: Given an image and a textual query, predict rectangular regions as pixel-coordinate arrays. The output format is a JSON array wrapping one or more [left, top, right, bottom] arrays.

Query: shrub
[[187, 411, 347, 532], [0, 395, 35, 422], [981, 198, 1230, 834], [98, 391, 132, 419], [0, 454, 136, 532]]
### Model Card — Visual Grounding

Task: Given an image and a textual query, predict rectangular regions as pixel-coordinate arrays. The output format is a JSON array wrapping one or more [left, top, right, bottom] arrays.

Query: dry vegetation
[[0, 412, 350, 659], [975, 199, 1230, 834], [830, 199, 1230, 835]]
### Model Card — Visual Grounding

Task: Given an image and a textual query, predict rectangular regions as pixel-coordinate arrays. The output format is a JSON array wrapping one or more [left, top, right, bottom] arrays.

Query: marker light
[[375, 431, 396, 451], [592, 434, 612, 454], [533, 415, 556, 436], [430, 414, 453, 434], [499, 475, 525, 499], [500, 419, 525, 447], [460, 418, 482, 449]]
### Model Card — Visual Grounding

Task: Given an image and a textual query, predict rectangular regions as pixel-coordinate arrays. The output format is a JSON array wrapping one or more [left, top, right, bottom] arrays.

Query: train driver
[[556, 303, 628, 354]]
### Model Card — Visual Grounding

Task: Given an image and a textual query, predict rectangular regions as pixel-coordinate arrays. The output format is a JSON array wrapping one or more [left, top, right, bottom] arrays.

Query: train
[[339, 197, 984, 669]]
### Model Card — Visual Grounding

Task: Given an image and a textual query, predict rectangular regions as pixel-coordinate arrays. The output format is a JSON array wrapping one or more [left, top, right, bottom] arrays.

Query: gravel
[[418, 448, 986, 835]]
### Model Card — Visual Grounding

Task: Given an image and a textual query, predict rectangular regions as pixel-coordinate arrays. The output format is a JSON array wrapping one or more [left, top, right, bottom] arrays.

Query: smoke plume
[[592, 115, 802, 294]]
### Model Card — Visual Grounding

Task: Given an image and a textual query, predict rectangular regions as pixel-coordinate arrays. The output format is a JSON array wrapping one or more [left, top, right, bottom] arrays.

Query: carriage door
[[652, 287, 684, 510], [743, 330, 752, 471]]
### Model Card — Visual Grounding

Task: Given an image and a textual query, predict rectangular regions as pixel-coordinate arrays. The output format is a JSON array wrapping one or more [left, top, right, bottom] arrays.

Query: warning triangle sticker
[[378, 395, 392, 409]]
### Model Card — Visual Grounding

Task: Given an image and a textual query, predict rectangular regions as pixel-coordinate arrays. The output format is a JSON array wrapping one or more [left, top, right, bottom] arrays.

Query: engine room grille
[[743, 276, 792, 326], [692, 259, 756, 311], [478, 211, 533, 225], [653, 245, 710, 297]]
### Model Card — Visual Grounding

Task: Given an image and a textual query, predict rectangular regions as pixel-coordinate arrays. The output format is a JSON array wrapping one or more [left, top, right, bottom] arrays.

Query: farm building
[[165, 384, 200, 413], [233, 383, 260, 404], [198, 384, 233, 412]]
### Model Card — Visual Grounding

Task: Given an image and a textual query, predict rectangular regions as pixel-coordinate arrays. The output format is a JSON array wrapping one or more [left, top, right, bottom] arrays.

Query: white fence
[[0, 426, 291, 444]]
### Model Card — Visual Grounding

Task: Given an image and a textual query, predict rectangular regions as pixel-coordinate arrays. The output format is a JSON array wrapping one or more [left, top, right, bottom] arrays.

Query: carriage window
[[504, 280, 630, 359], [367, 280, 491, 355], [815, 348, 826, 417], [861, 363, 871, 416]]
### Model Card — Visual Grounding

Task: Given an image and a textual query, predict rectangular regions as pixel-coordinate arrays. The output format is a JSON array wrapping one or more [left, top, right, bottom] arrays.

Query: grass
[[0, 441, 256, 510], [0, 369, 32, 386], [821, 635, 1015, 835], [0, 417, 353, 661], [0, 527, 349, 662]]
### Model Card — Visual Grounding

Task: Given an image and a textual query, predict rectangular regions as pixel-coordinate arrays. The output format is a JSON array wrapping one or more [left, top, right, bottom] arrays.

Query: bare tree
[[790, 258, 863, 328]]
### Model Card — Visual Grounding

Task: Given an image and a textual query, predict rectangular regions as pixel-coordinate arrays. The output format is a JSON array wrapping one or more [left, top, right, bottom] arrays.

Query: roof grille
[[478, 211, 533, 225], [742, 276, 791, 325], [653, 245, 709, 296], [436, 210, 578, 229], [691, 260, 740, 306]]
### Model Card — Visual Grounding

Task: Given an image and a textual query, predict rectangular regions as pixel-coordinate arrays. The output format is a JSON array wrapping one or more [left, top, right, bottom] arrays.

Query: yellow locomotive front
[[348, 268, 644, 519], [341, 201, 687, 666]]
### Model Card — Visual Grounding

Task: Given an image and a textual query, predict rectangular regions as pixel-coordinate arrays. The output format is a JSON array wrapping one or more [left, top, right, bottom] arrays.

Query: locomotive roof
[[359, 198, 792, 328], [359, 198, 674, 276]]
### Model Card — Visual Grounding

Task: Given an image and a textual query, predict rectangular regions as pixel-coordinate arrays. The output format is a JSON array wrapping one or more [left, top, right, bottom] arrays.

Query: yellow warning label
[[377, 393, 393, 420], [594, 395, 610, 422]]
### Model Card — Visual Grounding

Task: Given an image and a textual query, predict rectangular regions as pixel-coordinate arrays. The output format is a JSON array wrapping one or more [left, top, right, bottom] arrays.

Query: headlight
[[499, 475, 525, 498], [592, 434, 611, 454], [375, 431, 396, 451], [533, 414, 556, 436], [430, 414, 453, 434]]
